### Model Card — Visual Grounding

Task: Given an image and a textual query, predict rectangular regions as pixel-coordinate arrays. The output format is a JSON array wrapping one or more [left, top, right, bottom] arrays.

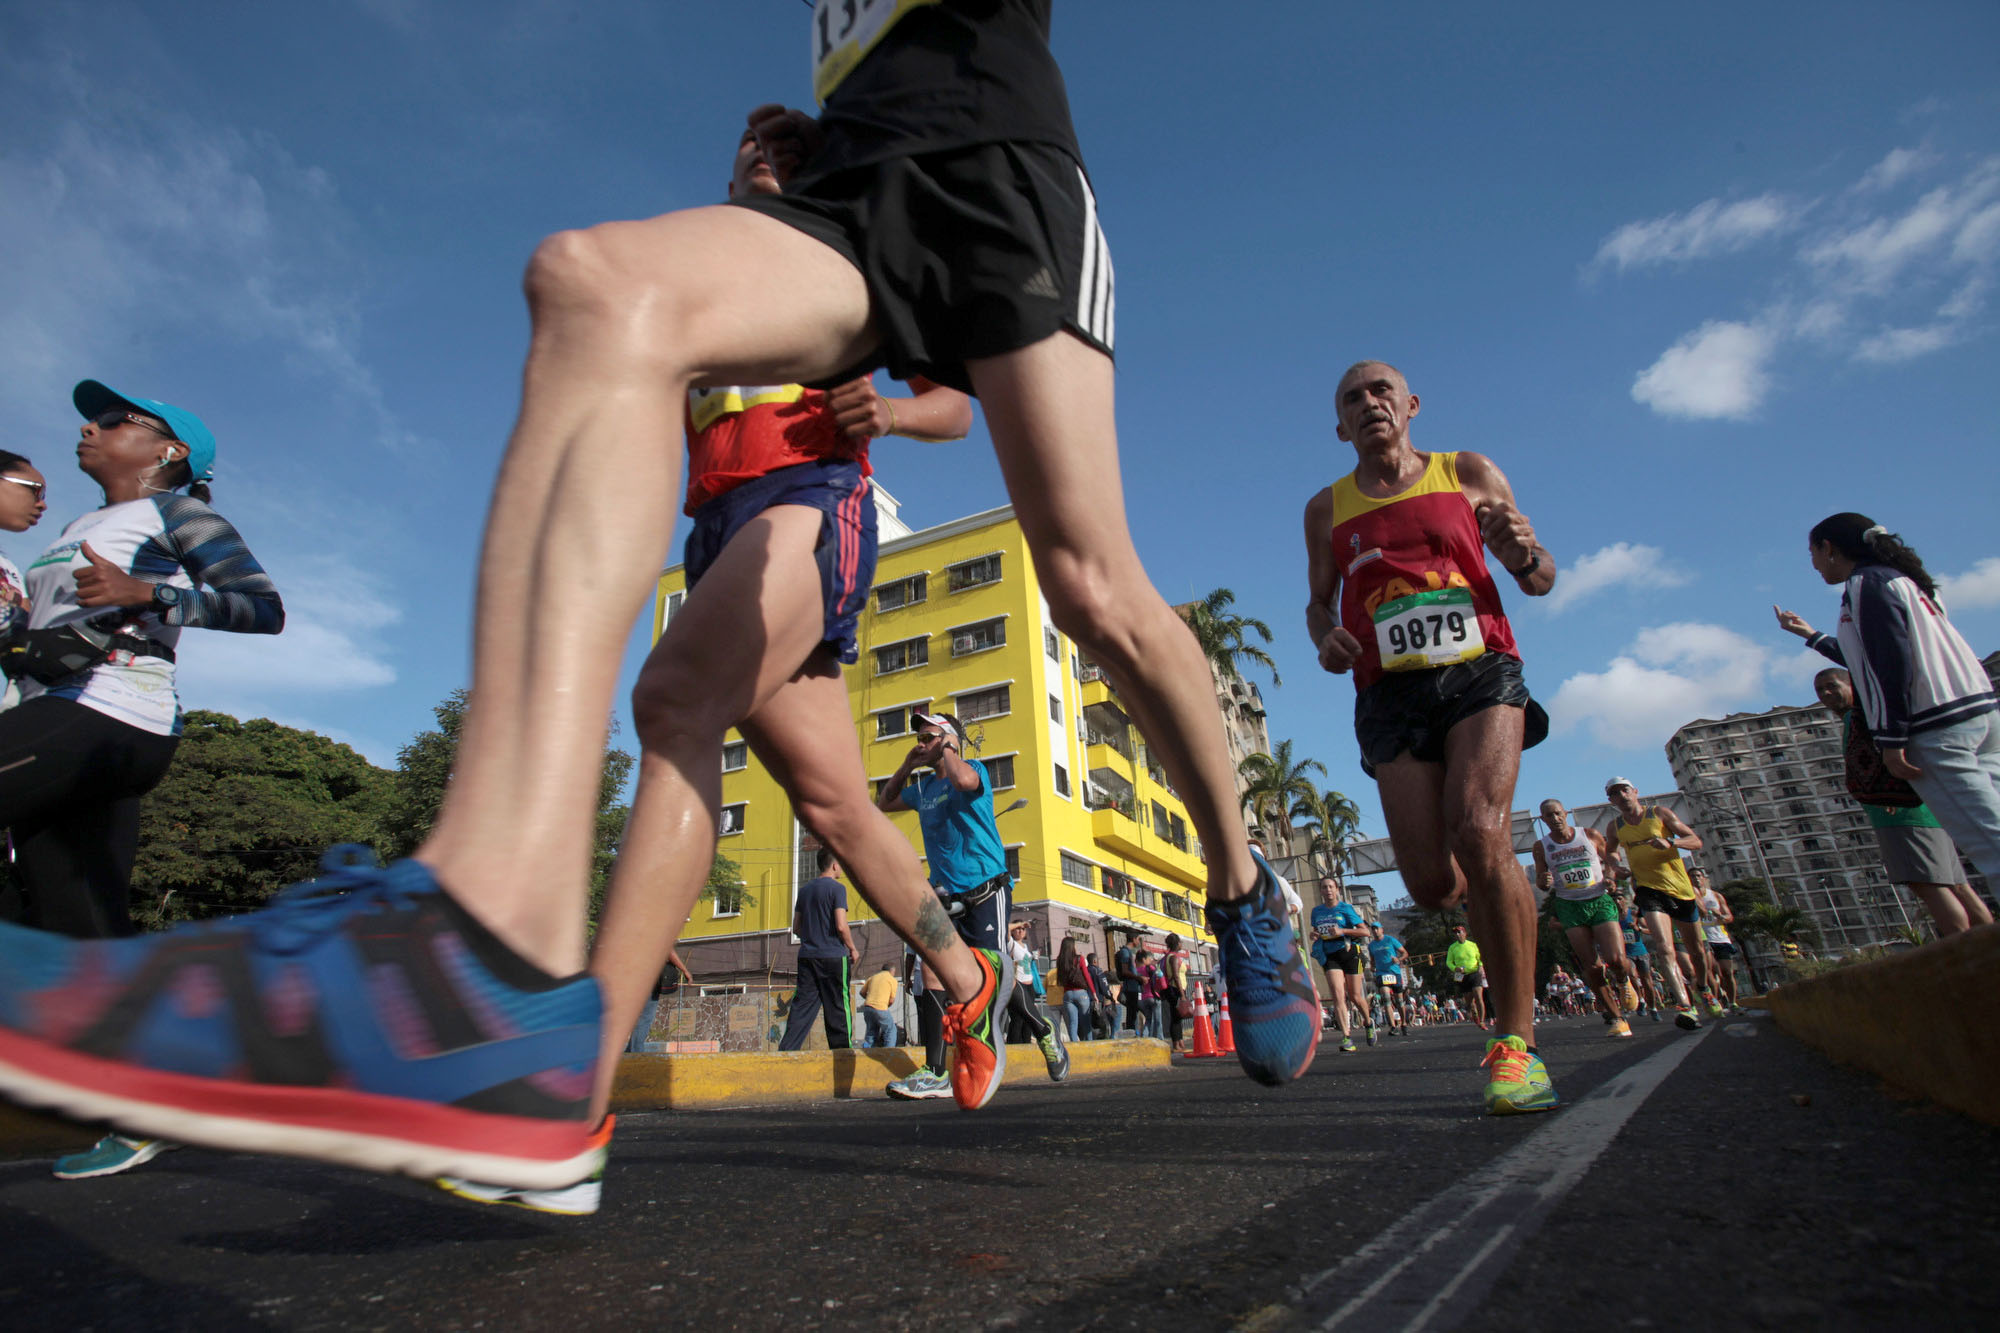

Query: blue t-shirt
[[1310, 902, 1364, 957], [1367, 935, 1405, 975], [794, 875, 849, 960], [900, 758, 1008, 891], [1620, 910, 1648, 958]]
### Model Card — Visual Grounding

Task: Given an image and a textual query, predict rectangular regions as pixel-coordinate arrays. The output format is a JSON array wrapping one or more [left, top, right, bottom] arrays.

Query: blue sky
[[4, 2, 1997, 853]]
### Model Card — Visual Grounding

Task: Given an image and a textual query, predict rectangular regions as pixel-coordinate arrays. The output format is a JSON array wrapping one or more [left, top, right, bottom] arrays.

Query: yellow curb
[[612, 1037, 1174, 1112], [1764, 921, 2000, 1128]]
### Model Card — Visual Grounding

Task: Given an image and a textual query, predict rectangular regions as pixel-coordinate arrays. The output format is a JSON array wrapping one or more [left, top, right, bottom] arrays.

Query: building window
[[1060, 851, 1095, 889], [1049, 694, 1063, 723], [722, 740, 748, 772], [712, 883, 746, 917], [663, 590, 685, 626], [875, 636, 930, 675], [1053, 763, 1071, 798], [1045, 627, 1060, 660], [1152, 800, 1171, 837], [1005, 846, 1021, 880], [958, 685, 1010, 721], [986, 754, 1017, 789], [948, 553, 1002, 592], [876, 702, 930, 740], [1102, 869, 1132, 900], [874, 573, 927, 612], [719, 803, 746, 836], [1169, 812, 1189, 851], [950, 617, 1006, 657]]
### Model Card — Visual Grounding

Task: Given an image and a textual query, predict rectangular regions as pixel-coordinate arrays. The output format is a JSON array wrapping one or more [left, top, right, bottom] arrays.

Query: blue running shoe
[[0, 848, 603, 1191], [1205, 855, 1320, 1086]]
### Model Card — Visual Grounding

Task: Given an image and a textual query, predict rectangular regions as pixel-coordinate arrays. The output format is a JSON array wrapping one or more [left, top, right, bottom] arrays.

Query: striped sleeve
[[145, 495, 286, 634]]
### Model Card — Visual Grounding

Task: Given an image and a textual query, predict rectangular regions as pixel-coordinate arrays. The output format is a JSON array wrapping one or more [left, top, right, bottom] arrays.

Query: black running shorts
[[731, 141, 1115, 394], [1633, 886, 1700, 924], [1353, 652, 1549, 779]]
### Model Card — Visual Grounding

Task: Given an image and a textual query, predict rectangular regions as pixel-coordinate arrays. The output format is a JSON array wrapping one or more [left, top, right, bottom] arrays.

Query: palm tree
[[1180, 588, 1280, 688], [1238, 741, 1326, 852]]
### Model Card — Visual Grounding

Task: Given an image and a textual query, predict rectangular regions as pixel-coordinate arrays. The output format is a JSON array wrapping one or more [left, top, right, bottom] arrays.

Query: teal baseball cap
[[73, 380, 216, 484]]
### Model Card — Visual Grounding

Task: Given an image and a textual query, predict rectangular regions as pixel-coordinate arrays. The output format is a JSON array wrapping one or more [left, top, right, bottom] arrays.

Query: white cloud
[[1854, 146, 1938, 193], [1939, 557, 2000, 611], [175, 557, 401, 710], [1803, 159, 2000, 293], [1591, 195, 1796, 273], [1630, 321, 1774, 420], [1853, 322, 1958, 363], [1543, 542, 1692, 615], [1550, 623, 1791, 749]]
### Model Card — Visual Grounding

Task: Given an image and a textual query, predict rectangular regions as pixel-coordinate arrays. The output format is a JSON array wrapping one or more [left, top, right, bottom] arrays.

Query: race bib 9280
[[813, 0, 941, 103]]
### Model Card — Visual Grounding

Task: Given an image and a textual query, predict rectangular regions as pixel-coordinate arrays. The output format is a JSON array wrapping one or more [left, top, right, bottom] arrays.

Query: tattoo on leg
[[911, 894, 957, 956]]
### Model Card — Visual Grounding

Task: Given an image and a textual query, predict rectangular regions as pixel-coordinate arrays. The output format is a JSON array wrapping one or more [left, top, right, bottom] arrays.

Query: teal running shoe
[[53, 1134, 178, 1180], [1207, 854, 1320, 1087]]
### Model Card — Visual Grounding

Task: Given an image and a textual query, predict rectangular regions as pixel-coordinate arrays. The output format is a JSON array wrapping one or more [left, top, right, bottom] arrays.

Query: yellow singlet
[[1615, 809, 1695, 901]]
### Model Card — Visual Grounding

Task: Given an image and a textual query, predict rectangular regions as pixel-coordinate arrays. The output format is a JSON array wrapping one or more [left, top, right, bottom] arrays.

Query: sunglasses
[[90, 410, 177, 441], [2, 475, 45, 501]]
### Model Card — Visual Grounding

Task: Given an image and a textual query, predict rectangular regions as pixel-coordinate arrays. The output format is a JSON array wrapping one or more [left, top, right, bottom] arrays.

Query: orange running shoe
[[942, 948, 1011, 1111]]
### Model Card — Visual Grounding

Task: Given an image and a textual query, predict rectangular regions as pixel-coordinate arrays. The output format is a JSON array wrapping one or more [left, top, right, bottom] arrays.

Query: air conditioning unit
[[953, 634, 976, 654]]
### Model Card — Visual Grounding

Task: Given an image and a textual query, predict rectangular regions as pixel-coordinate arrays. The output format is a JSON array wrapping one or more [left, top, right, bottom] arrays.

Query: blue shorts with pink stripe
[[683, 458, 876, 665]]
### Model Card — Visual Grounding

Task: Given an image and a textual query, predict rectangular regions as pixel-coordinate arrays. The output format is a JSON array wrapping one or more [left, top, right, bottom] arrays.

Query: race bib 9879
[[1374, 586, 1485, 672], [813, 0, 941, 103]]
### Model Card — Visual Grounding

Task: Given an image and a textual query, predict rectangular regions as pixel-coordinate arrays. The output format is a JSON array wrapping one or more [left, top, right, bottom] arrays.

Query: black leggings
[[0, 696, 179, 938]]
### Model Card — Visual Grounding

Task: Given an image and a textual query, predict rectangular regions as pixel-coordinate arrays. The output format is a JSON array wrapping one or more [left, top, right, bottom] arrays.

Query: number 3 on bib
[[813, 0, 940, 103], [1373, 587, 1485, 672]]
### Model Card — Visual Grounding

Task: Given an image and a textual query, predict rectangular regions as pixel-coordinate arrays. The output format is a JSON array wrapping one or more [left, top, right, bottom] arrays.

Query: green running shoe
[[1482, 1035, 1558, 1115], [884, 1069, 953, 1100], [1339, 1036, 1358, 1053], [1036, 1019, 1071, 1083], [53, 1134, 178, 1180]]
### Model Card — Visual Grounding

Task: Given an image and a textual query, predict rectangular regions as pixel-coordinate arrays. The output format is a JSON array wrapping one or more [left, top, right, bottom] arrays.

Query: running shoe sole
[[0, 853, 603, 1192], [52, 1136, 177, 1180], [436, 1173, 603, 1216]]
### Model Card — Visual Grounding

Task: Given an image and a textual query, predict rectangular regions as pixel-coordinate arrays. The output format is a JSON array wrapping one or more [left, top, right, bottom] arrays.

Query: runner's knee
[[1038, 553, 1153, 667], [630, 651, 734, 749], [524, 225, 696, 369]]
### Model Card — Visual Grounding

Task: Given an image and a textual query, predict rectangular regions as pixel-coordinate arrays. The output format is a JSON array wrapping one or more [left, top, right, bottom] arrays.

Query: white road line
[[1294, 1028, 1714, 1331]]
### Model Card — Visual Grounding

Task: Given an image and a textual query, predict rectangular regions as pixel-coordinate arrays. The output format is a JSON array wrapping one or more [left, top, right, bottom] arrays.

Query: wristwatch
[[150, 583, 183, 616]]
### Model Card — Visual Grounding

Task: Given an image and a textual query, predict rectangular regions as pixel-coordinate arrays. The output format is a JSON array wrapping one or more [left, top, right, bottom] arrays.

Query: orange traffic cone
[[1187, 984, 1223, 1058], [1214, 985, 1237, 1055]]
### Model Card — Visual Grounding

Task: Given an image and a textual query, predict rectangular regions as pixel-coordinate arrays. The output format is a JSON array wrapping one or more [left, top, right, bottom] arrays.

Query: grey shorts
[[1873, 821, 1963, 885]]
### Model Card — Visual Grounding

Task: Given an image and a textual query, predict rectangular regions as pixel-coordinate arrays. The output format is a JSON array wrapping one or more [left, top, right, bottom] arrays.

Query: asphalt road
[[4, 1012, 1995, 1332]]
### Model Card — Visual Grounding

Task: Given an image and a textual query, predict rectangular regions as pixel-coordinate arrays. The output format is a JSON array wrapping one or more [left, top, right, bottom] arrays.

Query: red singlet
[[1328, 451, 1518, 691], [684, 384, 870, 515]]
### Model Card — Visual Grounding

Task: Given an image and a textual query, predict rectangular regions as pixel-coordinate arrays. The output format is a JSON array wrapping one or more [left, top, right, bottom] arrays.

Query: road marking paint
[[1293, 1029, 1712, 1331]]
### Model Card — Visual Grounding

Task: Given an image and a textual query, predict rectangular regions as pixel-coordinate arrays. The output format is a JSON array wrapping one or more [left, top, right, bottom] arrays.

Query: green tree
[[1733, 902, 1818, 951], [131, 711, 398, 927], [1715, 875, 1780, 915], [384, 688, 635, 932], [1296, 787, 1363, 869], [698, 850, 753, 914], [1238, 740, 1326, 849], [1180, 587, 1280, 688]]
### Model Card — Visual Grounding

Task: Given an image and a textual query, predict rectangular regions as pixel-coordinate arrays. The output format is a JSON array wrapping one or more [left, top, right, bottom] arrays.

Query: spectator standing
[[1777, 513, 2000, 885], [859, 963, 901, 1049], [1057, 936, 1094, 1043], [1115, 933, 1143, 1034], [779, 850, 858, 1051]]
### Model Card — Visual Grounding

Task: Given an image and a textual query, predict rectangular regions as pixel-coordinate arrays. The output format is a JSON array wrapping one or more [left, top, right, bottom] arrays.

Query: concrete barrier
[[1763, 921, 2000, 1128], [613, 1037, 1173, 1112]]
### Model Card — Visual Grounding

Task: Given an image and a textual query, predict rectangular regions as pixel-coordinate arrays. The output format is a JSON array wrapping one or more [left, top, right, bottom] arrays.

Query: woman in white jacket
[[1776, 512, 2000, 882]]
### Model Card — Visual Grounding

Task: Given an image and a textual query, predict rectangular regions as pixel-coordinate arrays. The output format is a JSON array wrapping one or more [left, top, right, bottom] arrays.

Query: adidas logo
[[1020, 267, 1060, 300]]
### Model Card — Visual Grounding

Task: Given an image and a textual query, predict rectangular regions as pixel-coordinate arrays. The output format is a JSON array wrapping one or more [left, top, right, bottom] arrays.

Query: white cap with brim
[[912, 711, 964, 742], [74, 380, 217, 484], [1604, 776, 1636, 794]]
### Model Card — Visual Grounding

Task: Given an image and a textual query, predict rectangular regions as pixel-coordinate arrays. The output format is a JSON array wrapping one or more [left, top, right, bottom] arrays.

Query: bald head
[[1334, 361, 1418, 452]]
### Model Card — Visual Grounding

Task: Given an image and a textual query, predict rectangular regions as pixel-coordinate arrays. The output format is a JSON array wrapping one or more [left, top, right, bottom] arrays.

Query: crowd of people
[[1, 3, 1995, 1235]]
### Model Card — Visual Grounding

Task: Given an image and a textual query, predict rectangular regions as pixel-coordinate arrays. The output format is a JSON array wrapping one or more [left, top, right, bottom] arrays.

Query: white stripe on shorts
[[1075, 167, 1115, 351]]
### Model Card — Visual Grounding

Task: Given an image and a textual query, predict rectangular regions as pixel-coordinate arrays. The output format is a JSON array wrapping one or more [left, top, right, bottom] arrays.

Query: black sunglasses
[[91, 410, 177, 441]]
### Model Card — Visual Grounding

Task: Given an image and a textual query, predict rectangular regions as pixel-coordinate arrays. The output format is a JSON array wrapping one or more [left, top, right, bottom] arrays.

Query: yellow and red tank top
[[684, 384, 871, 515], [1328, 451, 1517, 690]]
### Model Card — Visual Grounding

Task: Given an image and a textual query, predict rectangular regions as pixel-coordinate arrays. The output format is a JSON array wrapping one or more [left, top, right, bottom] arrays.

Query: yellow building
[[653, 497, 1217, 983]]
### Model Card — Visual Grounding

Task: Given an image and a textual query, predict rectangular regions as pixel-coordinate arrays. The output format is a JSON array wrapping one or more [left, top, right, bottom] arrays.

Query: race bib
[[1555, 862, 1596, 889], [812, 0, 940, 103], [1374, 587, 1485, 672]]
